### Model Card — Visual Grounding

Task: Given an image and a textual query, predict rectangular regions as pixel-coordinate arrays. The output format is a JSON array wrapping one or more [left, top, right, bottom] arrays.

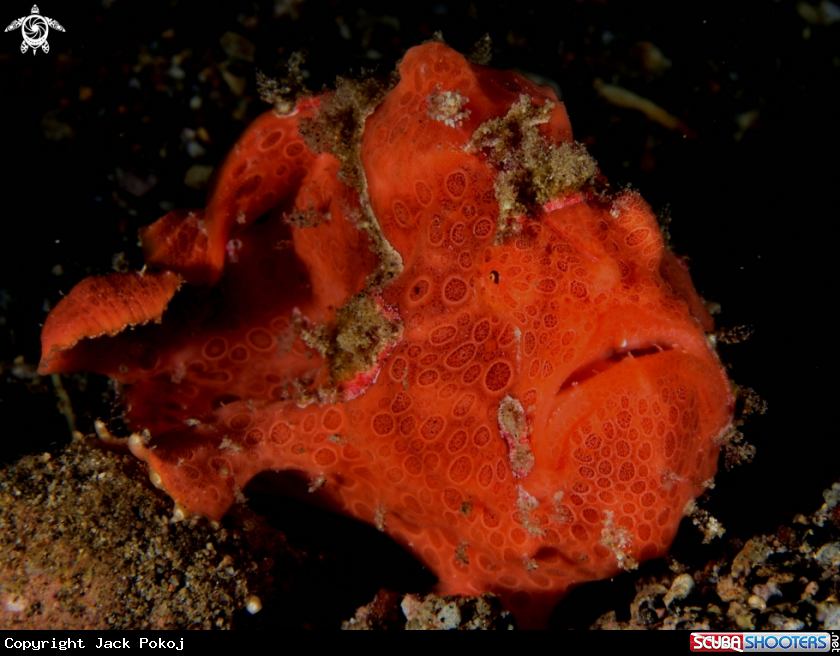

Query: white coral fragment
[[427, 90, 471, 128]]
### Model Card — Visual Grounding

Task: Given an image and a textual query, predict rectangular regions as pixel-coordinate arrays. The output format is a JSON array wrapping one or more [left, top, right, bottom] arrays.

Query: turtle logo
[[5, 5, 65, 55]]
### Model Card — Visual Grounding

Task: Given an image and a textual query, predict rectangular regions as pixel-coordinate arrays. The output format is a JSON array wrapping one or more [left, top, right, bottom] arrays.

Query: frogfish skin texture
[[39, 42, 734, 627]]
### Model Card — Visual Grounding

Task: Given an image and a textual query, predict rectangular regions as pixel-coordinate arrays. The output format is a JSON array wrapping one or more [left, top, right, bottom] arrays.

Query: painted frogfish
[[39, 42, 733, 627]]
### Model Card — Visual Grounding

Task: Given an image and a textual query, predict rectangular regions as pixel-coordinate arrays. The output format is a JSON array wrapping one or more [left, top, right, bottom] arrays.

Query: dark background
[[0, 0, 836, 628]]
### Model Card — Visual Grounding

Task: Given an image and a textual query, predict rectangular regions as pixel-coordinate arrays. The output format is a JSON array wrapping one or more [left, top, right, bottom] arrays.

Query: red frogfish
[[39, 42, 733, 627]]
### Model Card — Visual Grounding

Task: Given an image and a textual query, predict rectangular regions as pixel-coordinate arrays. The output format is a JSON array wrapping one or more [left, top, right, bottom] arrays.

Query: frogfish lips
[[534, 331, 731, 532]]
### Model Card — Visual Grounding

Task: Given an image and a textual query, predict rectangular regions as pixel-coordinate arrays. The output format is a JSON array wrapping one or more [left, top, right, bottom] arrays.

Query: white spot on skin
[[374, 505, 387, 532], [600, 510, 638, 571], [308, 475, 326, 493], [552, 490, 572, 523], [426, 89, 471, 128], [219, 437, 243, 453], [171, 361, 186, 384], [515, 485, 544, 536], [226, 238, 243, 263], [498, 396, 534, 478]]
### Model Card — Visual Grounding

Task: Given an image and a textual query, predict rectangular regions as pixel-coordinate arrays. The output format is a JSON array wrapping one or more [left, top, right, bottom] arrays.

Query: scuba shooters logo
[[4, 5, 65, 55], [690, 632, 835, 652]]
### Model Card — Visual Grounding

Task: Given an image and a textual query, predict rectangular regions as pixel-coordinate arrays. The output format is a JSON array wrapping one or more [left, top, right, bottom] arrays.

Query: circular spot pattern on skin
[[448, 456, 472, 483], [322, 408, 343, 431], [463, 363, 482, 384], [415, 181, 432, 205], [484, 361, 512, 393], [390, 392, 412, 413], [285, 142, 305, 157], [473, 320, 490, 342], [450, 222, 467, 245], [418, 369, 439, 385], [443, 276, 469, 304], [473, 426, 491, 447], [409, 279, 430, 302], [390, 356, 408, 380], [372, 413, 395, 435], [269, 423, 292, 445], [245, 429, 263, 445], [473, 219, 492, 238], [230, 346, 249, 362], [430, 325, 457, 344], [445, 171, 467, 197], [447, 430, 468, 452], [445, 343, 476, 369], [260, 131, 283, 150], [235, 175, 262, 200], [393, 200, 411, 227], [314, 448, 337, 466], [420, 415, 446, 441], [203, 338, 227, 359], [229, 413, 251, 430], [625, 228, 651, 247]]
